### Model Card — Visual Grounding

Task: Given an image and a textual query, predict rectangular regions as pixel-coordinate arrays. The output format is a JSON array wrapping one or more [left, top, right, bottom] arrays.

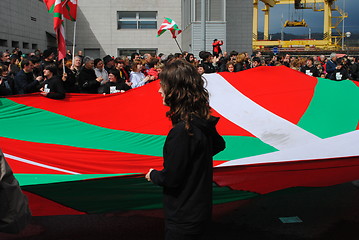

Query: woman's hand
[[145, 168, 154, 182], [143, 75, 151, 83], [62, 72, 68, 81]]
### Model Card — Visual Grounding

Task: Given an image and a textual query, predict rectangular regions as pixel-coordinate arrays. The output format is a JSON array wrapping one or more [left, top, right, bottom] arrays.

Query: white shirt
[[130, 71, 146, 88]]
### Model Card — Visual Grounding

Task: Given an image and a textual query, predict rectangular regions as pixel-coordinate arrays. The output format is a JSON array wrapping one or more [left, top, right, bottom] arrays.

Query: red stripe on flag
[[56, 24, 66, 60], [1, 137, 162, 174], [1, 137, 226, 175], [24, 191, 86, 216], [214, 156, 359, 194], [7, 81, 252, 136]]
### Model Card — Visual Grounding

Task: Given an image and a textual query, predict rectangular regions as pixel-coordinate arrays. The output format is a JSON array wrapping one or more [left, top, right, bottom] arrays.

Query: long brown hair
[[159, 59, 211, 132]]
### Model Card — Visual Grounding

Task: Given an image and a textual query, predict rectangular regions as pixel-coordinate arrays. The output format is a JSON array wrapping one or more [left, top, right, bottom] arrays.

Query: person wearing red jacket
[[212, 39, 223, 57]]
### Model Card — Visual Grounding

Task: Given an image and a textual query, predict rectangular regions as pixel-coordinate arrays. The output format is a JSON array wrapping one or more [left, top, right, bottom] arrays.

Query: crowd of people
[[1, 47, 358, 99]]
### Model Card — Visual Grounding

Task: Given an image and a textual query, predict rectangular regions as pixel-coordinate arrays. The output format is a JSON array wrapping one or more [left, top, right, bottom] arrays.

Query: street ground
[[1, 182, 358, 240]]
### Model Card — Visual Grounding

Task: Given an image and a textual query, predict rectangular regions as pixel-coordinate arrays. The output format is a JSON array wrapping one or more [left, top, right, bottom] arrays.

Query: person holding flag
[[146, 60, 225, 240]]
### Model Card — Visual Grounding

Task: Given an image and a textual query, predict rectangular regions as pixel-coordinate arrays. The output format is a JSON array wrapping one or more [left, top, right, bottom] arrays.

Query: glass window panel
[[118, 11, 136, 20], [0, 39, 8, 47], [139, 21, 157, 29], [138, 49, 157, 55], [195, 0, 201, 21], [118, 21, 137, 29], [209, 0, 224, 21], [117, 11, 157, 30], [118, 49, 138, 57], [139, 12, 156, 19]]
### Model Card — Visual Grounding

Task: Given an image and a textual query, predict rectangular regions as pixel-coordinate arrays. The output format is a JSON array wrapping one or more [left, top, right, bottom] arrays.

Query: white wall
[[0, 0, 53, 53]]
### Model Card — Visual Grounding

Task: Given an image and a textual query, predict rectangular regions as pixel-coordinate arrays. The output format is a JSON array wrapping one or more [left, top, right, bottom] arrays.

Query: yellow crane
[[252, 0, 348, 50]]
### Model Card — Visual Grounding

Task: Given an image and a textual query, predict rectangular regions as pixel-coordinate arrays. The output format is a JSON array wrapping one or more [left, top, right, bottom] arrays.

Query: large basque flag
[[1, 66, 358, 216]]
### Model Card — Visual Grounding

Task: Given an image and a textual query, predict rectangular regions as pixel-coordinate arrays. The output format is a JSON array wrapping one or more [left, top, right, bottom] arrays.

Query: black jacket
[[42, 76, 66, 99], [202, 62, 217, 73], [0, 76, 15, 96], [329, 67, 349, 81], [14, 70, 40, 94], [300, 65, 320, 77], [98, 81, 131, 94], [78, 67, 101, 94], [150, 116, 225, 234], [59, 66, 79, 93]]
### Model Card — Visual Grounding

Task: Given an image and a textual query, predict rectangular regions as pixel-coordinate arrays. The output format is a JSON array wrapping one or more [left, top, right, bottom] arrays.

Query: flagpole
[[72, 21, 77, 67], [173, 38, 183, 53], [62, 58, 66, 75]]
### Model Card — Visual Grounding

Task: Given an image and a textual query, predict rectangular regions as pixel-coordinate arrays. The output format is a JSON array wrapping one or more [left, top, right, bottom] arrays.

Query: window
[[23, 42, 29, 49], [117, 48, 157, 58], [117, 11, 157, 29], [32, 43, 38, 50], [194, 0, 225, 22], [84, 48, 100, 59], [12, 41, 19, 48], [0, 39, 8, 47]]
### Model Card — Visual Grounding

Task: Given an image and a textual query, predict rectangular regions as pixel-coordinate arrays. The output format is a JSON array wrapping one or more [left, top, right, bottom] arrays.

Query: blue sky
[[257, 0, 359, 35]]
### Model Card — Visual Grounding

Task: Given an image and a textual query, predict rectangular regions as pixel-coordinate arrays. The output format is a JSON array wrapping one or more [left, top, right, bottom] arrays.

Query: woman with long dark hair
[[145, 60, 225, 240]]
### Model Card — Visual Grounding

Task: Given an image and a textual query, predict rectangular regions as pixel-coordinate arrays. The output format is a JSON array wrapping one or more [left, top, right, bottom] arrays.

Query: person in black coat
[[14, 59, 43, 94], [40, 64, 66, 99], [57, 60, 79, 93], [326, 53, 338, 79], [0, 64, 15, 96], [199, 51, 218, 73], [78, 56, 103, 93], [300, 57, 320, 77], [98, 70, 131, 94], [329, 58, 349, 81], [145, 60, 226, 240]]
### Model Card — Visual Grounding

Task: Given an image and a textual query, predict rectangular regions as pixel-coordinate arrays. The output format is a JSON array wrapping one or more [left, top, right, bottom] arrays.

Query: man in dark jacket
[[78, 56, 103, 93], [41, 64, 66, 99], [14, 59, 43, 94], [326, 53, 338, 79]]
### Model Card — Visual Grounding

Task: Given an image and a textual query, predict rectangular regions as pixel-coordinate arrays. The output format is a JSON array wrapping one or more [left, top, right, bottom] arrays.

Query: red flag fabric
[[44, 0, 77, 21], [157, 17, 182, 38], [62, 0, 78, 21]]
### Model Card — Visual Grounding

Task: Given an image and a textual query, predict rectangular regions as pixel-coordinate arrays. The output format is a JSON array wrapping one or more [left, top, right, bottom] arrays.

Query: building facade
[[65, 0, 182, 59], [181, 0, 253, 55], [0, 0, 54, 54], [0, 0, 253, 58]]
